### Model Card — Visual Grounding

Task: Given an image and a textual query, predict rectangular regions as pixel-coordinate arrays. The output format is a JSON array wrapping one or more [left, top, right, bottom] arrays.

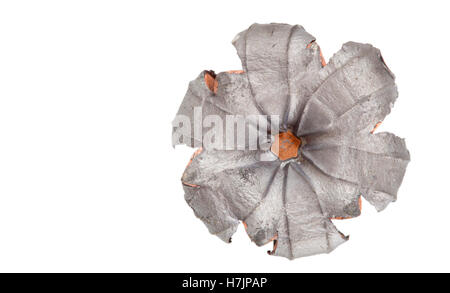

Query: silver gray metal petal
[[297, 42, 396, 136], [232, 23, 323, 127], [302, 132, 410, 211], [183, 184, 239, 243], [294, 160, 361, 219], [272, 164, 347, 259], [183, 150, 280, 221], [172, 71, 270, 150]]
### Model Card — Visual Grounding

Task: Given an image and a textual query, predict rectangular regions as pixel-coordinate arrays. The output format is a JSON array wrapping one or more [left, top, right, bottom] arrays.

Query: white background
[[0, 0, 448, 273]]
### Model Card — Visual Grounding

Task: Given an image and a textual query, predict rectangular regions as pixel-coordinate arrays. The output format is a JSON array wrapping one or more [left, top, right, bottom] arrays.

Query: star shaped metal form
[[172, 23, 410, 259]]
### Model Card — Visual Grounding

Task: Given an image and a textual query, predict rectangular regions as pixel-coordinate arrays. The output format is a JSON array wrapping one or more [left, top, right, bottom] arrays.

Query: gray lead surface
[[173, 23, 410, 259]]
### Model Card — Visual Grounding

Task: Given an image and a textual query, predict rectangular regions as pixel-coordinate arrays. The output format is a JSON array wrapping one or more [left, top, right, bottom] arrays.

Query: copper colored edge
[[307, 41, 327, 67], [204, 71, 218, 94], [227, 70, 244, 74], [371, 121, 383, 134], [267, 235, 278, 255]]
